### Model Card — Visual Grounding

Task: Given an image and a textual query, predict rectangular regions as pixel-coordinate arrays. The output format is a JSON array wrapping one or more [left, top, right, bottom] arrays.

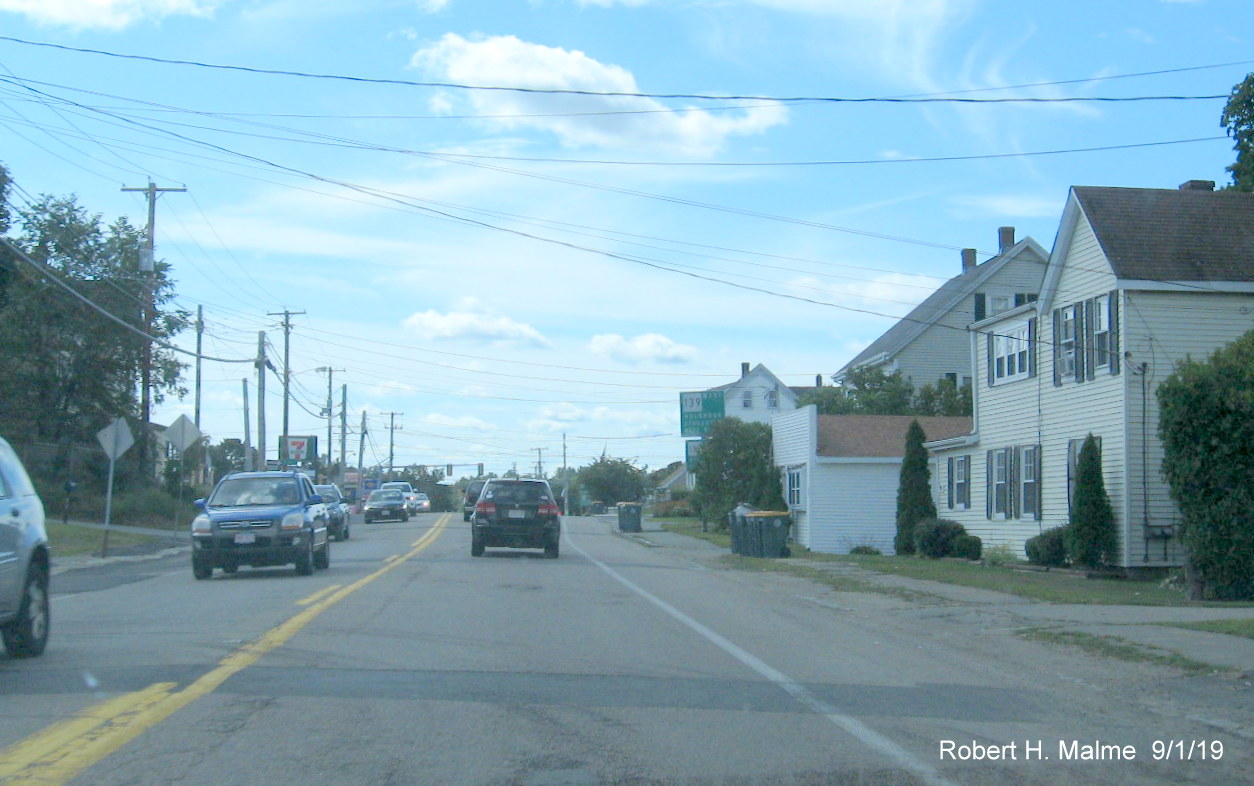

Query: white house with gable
[[927, 181, 1254, 568]]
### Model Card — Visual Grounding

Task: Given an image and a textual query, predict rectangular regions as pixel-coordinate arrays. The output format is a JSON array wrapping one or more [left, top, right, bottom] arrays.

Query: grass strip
[[1156, 618, 1254, 640], [1016, 627, 1214, 673]]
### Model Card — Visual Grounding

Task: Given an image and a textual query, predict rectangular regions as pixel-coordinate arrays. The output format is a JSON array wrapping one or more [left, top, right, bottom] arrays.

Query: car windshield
[[368, 490, 403, 502], [414, 493, 429, 500], [484, 483, 550, 504], [209, 477, 300, 506], [314, 486, 340, 501]]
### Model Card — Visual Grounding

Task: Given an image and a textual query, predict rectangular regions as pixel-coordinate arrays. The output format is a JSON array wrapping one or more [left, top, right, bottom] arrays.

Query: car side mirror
[[193, 498, 206, 509], [308, 494, 323, 505]]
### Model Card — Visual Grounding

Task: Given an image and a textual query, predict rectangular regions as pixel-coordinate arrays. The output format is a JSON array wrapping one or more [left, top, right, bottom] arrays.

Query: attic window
[[766, 389, 778, 408]]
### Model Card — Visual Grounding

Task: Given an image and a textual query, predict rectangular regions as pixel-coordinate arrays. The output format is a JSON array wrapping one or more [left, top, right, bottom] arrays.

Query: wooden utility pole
[[267, 309, 304, 460], [256, 332, 269, 469], [385, 412, 403, 477], [120, 180, 185, 482]]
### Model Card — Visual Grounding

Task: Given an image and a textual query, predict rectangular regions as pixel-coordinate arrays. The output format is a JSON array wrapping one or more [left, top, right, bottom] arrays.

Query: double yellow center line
[[0, 514, 449, 785]]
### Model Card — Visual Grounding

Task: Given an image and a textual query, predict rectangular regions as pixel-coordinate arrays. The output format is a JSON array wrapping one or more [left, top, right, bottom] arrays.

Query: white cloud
[[949, 193, 1061, 219], [371, 380, 418, 396], [409, 33, 786, 156], [526, 403, 672, 434], [0, 0, 218, 29], [415, 0, 447, 11], [401, 302, 551, 347], [588, 333, 698, 364], [787, 272, 943, 319]]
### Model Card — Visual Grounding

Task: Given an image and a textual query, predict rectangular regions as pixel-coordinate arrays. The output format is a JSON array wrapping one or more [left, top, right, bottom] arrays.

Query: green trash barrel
[[745, 511, 791, 558], [617, 502, 642, 533]]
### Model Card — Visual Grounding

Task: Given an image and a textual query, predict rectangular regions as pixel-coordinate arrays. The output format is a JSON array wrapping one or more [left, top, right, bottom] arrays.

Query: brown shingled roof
[[816, 415, 973, 458], [1074, 186, 1254, 282]]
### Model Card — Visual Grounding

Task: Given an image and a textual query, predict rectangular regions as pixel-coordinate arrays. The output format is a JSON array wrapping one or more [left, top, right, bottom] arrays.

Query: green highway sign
[[680, 390, 725, 437]]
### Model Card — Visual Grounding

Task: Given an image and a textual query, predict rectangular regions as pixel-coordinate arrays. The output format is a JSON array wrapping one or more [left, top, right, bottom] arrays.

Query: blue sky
[[0, 0, 1249, 478]]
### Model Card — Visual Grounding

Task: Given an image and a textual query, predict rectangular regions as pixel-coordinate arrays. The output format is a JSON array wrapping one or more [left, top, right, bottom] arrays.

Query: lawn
[[46, 522, 163, 557], [658, 518, 1248, 608], [1158, 618, 1254, 640]]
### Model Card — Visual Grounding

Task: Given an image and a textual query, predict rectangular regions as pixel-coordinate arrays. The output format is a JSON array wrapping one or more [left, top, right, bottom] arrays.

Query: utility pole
[[194, 305, 204, 429], [357, 411, 367, 496], [256, 332, 271, 469], [120, 180, 185, 482], [339, 384, 348, 487], [385, 412, 403, 477], [242, 379, 251, 471], [315, 367, 344, 480], [534, 447, 546, 478], [562, 433, 568, 515], [267, 309, 305, 460]]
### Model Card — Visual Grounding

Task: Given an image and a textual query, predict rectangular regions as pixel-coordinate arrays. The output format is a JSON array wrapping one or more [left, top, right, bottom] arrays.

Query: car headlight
[[191, 513, 212, 535], [280, 511, 305, 531]]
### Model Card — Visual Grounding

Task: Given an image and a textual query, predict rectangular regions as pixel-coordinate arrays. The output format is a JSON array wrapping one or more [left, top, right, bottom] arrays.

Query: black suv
[[462, 479, 486, 522], [470, 478, 560, 558], [191, 471, 330, 578]]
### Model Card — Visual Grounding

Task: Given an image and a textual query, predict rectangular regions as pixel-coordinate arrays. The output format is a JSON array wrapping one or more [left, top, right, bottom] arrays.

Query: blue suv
[[191, 471, 330, 579]]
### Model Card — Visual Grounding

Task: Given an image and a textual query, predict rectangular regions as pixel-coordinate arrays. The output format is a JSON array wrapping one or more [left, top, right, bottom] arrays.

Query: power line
[[0, 36, 1232, 104]]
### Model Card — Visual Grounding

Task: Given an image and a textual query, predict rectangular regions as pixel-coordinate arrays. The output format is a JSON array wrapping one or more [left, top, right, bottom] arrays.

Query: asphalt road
[[0, 513, 1248, 785]]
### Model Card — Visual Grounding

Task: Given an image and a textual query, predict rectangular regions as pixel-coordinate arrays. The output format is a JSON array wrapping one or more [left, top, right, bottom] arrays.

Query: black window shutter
[[1084, 299, 1096, 381], [974, 293, 986, 322], [986, 331, 995, 387], [1027, 317, 1037, 377], [1008, 448, 1019, 519], [1073, 303, 1086, 383], [1033, 445, 1043, 520], [1109, 291, 1121, 376], [1014, 293, 1026, 307], [985, 451, 993, 519], [1052, 309, 1062, 387], [947, 457, 954, 509]]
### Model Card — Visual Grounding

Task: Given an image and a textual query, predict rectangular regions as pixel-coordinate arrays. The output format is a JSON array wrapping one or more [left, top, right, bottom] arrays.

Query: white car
[[0, 436, 50, 658]]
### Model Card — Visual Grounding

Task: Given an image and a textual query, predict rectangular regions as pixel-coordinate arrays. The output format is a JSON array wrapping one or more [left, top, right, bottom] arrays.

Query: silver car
[[0, 436, 50, 658]]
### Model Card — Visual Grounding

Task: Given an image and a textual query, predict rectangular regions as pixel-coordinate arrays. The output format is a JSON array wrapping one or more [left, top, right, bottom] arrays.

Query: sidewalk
[[617, 516, 1254, 675]]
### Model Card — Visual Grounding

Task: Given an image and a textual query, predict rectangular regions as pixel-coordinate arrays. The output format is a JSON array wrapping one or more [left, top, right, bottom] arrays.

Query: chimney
[[961, 248, 977, 272], [741, 362, 750, 378], [998, 226, 1015, 252], [1179, 179, 1215, 192]]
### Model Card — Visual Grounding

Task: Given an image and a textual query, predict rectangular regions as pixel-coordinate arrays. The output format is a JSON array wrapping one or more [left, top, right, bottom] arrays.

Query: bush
[[1159, 329, 1254, 599], [107, 486, 198, 529], [653, 499, 695, 518], [953, 534, 982, 561], [849, 545, 882, 556], [981, 544, 1018, 566], [1066, 434, 1116, 569], [912, 518, 966, 558], [1026, 526, 1069, 567]]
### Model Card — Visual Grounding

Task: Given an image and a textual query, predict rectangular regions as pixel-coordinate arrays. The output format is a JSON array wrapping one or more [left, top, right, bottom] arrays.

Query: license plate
[[507, 509, 527, 519], [234, 532, 256, 545]]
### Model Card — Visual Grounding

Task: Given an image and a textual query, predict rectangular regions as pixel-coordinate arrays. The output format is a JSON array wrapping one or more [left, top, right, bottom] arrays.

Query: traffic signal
[[446, 464, 453, 476]]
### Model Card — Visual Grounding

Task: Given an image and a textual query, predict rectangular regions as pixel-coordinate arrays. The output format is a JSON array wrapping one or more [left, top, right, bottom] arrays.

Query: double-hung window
[[742, 390, 753, 408], [766, 389, 779, 409], [987, 448, 1013, 519], [992, 323, 1031, 383], [1091, 294, 1114, 373], [947, 455, 970, 510], [1020, 445, 1040, 519], [786, 468, 803, 509], [1057, 305, 1078, 379]]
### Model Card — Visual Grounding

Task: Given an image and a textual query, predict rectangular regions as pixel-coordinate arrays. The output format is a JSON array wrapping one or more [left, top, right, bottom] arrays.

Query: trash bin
[[617, 502, 642, 533], [728, 503, 759, 556], [592, 501, 606, 515], [746, 511, 791, 558]]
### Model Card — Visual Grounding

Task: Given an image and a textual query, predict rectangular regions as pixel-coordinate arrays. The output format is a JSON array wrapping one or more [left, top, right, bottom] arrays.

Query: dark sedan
[[363, 489, 409, 523]]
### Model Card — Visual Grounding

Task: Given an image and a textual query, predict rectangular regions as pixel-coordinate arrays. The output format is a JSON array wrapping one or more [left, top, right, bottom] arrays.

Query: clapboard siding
[[807, 461, 902, 554]]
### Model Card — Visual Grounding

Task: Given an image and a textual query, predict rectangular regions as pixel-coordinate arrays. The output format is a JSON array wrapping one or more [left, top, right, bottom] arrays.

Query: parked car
[[380, 481, 420, 514], [412, 492, 431, 513], [363, 489, 409, 523], [314, 484, 351, 541], [0, 437, 50, 658], [191, 471, 330, 579], [470, 478, 561, 558], [462, 479, 487, 522]]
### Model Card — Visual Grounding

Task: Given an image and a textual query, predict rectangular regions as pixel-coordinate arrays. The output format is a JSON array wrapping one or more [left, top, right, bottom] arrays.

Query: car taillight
[[538, 502, 560, 516], [476, 500, 496, 515]]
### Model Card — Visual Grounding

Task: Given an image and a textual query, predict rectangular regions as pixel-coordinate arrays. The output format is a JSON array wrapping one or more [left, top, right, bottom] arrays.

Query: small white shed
[[773, 406, 972, 554]]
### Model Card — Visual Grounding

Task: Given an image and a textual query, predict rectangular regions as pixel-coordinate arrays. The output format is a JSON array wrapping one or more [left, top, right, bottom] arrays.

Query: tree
[[577, 456, 647, 505], [1221, 73, 1254, 192], [691, 417, 785, 528], [0, 187, 188, 483], [1066, 434, 1116, 570], [400, 464, 455, 511], [1159, 329, 1254, 599], [799, 368, 971, 417], [894, 419, 935, 554]]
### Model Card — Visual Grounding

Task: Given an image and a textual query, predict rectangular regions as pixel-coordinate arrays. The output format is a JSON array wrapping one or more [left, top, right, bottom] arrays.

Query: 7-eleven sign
[[284, 435, 317, 462]]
